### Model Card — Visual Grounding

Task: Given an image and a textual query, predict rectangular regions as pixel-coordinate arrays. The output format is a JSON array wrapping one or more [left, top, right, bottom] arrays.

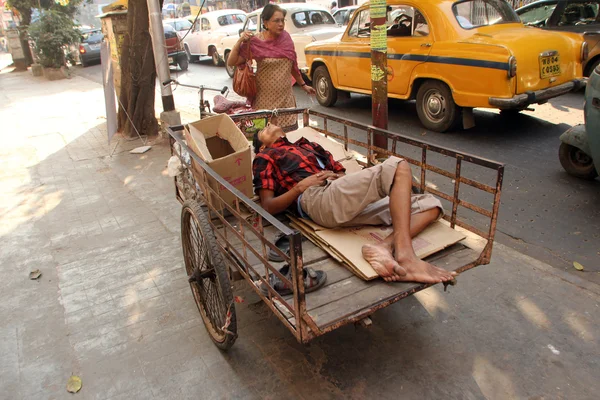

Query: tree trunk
[[118, 0, 158, 138]]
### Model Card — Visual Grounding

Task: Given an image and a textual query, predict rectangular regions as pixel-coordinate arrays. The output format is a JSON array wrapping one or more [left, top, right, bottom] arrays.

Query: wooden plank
[[303, 247, 480, 329]]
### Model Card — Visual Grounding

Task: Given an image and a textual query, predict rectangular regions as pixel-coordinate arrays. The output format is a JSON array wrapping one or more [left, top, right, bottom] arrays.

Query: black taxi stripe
[[305, 50, 509, 71]]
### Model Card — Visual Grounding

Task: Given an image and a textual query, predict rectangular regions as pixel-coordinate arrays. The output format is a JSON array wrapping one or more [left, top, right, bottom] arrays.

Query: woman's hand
[[302, 84, 316, 95], [239, 31, 254, 43]]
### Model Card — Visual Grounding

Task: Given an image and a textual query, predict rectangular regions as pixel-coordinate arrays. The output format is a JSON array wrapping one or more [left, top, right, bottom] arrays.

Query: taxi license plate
[[168, 57, 174, 64], [540, 54, 560, 78]]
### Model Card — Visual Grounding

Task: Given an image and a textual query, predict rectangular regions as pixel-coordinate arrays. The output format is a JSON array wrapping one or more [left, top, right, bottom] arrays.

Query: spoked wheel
[[181, 200, 237, 350]]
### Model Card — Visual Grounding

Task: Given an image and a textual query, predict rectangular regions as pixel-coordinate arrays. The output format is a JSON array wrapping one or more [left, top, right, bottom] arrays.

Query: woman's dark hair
[[262, 4, 287, 30], [253, 130, 264, 154]]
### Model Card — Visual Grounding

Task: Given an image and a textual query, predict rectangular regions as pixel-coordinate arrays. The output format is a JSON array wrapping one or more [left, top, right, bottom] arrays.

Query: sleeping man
[[252, 123, 456, 284]]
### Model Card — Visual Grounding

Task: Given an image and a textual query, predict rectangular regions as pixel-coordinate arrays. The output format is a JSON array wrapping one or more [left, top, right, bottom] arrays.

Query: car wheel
[[416, 80, 461, 133], [211, 50, 223, 66], [313, 66, 337, 107], [185, 46, 198, 63], [584, 58, 600, 77], [558, 142, 598, 180], [224, 52, 235, 78], [81, 59, 88, 68], [178, 56, 189, 71]]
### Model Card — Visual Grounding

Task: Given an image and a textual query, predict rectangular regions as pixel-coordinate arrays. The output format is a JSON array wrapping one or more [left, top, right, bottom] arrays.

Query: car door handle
[[421, 43, 432, 47]]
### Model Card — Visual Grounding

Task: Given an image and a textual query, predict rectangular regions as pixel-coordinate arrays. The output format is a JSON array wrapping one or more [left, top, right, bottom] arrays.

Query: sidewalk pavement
[[0, 63, 599, 400]]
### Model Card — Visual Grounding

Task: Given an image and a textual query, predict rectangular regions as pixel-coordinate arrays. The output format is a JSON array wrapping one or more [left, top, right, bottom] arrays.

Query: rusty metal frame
[[167, 107, 504, 344]]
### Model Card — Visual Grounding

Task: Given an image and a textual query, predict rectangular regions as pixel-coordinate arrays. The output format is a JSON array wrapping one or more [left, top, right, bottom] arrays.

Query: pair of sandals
[[262, 233, 327, 296]]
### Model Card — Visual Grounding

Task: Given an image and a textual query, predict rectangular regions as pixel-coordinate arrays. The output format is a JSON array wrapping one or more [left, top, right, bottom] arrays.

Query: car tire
[[211, 50, 223, 66], [416, 80, 461, 133], [584, 58, 600, 77], [224, 52, 236, 78], [81, 59, 88, 68], [558, 142, 598, 180], [178, 56, 189, 71], [185, 45, 199, 63], [313, 66, 337, 107]]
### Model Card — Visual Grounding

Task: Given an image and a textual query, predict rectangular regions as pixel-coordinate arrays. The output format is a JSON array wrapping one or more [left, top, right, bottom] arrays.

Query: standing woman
[[227, 4, 316, 132]]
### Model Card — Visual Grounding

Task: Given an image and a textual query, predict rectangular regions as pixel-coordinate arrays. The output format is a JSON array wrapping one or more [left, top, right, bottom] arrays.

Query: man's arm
[[258, 172, 337, 215]]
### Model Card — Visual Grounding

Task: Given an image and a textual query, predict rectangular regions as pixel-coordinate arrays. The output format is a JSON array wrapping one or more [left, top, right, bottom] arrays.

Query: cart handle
[[162, 78, 228, 94]]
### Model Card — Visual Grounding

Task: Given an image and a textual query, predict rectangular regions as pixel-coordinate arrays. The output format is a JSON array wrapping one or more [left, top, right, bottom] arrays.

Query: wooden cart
[[166, 108, 504, 350]]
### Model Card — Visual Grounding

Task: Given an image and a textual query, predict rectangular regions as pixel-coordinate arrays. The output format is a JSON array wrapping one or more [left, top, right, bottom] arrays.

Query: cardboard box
[[184, 114, 253, 210]]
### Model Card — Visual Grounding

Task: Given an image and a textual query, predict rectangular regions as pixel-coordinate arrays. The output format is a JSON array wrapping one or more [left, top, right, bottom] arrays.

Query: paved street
[[75, 59, 600, 284], [0, 54, 598, 400]]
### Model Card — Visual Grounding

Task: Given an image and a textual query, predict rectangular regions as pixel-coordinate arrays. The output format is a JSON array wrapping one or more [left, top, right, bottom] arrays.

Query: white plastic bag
[[167, 155, 183, 177]]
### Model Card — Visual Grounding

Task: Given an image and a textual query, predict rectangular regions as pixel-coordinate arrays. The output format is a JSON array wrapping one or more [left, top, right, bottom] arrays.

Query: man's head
[[253, 123, 285, 154], [331, 1, 337, 8]]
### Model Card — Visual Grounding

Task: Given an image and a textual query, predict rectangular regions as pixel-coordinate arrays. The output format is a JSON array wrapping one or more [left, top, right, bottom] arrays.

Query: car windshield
[[169, 20, 192, 31], [82, 31, 103, 43], [292, 10, 336, 28], [517, 2, 558, 25], [453, 0, 520, 29], [217, 14, 246, 26]]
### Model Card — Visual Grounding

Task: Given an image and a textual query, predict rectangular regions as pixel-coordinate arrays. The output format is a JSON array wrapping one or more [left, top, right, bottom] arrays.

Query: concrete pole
[[147, 0, 176, 113], [369, 0, 389, 154]]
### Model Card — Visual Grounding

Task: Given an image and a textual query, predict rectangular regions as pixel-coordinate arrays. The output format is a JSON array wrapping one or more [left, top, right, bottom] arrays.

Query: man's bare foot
[[362, 243, 406, 282], [392, 253, 456, 284]]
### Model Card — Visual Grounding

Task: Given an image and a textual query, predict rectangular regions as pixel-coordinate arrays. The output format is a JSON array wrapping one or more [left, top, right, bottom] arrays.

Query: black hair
[[332, 1, 337, 6], [253, 130, 263, 154], [262, 4, 287, 30]]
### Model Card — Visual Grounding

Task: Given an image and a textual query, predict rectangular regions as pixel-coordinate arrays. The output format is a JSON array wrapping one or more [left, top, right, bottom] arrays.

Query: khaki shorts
[[299, 156, 443, 228]]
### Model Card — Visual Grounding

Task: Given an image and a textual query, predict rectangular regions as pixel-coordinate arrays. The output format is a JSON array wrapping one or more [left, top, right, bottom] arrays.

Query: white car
[[182, 9, 246, 66], [219, 2, 344, 77], [332, 5, 358, 26], [163, 18, 193, 39]]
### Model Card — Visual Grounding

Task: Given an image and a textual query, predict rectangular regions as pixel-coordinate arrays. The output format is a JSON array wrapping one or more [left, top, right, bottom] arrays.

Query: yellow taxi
[[305, 0, 589, 132]]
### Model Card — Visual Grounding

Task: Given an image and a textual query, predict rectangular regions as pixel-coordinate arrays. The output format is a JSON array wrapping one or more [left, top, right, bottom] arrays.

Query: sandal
[[268, 233, 291, 262], [260, 265, 327, 296]]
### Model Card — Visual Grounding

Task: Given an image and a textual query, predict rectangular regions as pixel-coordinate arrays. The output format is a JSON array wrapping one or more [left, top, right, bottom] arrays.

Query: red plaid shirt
[[253, 137, 346, 196]]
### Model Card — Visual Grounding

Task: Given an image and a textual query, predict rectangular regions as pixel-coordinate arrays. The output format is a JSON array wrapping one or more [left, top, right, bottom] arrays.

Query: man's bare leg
[[362, 161, 455, 283]]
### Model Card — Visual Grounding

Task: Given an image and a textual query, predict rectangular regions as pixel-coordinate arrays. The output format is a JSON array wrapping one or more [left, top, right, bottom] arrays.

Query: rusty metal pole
[[369, 0, 389, 155]]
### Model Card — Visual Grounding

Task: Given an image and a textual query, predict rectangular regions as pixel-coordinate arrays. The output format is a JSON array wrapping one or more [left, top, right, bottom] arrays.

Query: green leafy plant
[[29, 9, 82, 68]]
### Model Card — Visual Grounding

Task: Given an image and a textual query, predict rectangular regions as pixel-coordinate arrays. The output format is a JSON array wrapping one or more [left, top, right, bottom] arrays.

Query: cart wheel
[[181, 200, 237, 350]]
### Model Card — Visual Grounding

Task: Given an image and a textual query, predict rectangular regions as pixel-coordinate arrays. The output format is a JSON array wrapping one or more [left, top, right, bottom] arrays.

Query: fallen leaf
[[66, 375, 82, 393], [573, 261, 584, 271], [29, 270, 41, 280], [234, 296, 244, 303]]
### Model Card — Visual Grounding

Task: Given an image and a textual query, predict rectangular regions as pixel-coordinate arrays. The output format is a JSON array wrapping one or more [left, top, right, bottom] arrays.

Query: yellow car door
[[387, 7, 432, 96], [336, 8, 372, 92]]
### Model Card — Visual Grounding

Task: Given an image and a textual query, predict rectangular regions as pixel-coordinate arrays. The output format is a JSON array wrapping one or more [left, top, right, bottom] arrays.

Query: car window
[[244, 15, 258, 32], [518, 3, 558, 26], [557, 2, 600, 26], [348, 9, 371, 37], [292, 11, 336, 28], [453, 0, 520, 29], [217, 14, 246, 26], [174, 20, 192, 31], [334, 10, 347, 25], [201, 18, 211, 31], [81, 31, 103, 42], [386, 6, 430, 37]]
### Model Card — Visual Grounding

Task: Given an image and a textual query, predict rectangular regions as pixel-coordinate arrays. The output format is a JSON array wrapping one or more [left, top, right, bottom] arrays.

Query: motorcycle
[[559, 65, 600, 180]]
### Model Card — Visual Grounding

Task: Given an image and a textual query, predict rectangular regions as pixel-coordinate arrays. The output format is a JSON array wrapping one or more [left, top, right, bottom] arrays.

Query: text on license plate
[[168, 57, 174, 64], [540, 55, 560, 78]]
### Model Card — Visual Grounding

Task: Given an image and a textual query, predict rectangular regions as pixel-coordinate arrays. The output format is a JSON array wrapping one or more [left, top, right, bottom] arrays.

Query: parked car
[[183, 9, 246, 66], [163, 23, 188, 71], [163, 18, 193, 39], [79, 29, 103, 67], [516, 0, 600, 76], [305, 0, 589, 132], [333, 5, 358, 26], [220, 2, 345, 78]]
